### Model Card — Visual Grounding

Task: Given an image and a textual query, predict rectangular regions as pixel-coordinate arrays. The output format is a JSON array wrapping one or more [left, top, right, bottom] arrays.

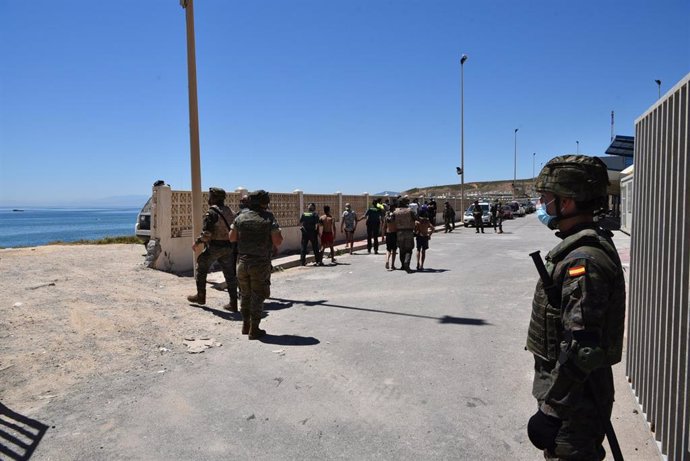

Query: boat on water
[[12, 209, 25, 212]]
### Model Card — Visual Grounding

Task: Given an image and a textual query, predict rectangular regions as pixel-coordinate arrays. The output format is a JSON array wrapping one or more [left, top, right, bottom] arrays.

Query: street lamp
[[180, 0, 203, 275], [532, 152, 536, 188], [576, 140, 579, 154], [513, 128, 518, 199], [655, 79, 662, 99], [460, 54, 468, 215]]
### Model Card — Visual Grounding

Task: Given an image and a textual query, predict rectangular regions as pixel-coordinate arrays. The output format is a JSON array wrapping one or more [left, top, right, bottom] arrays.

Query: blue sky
[[1, 0, 688, 206]]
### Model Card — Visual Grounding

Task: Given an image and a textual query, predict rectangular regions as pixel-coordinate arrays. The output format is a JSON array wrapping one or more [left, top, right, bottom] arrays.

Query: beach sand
[[0, 244, 229, 413]]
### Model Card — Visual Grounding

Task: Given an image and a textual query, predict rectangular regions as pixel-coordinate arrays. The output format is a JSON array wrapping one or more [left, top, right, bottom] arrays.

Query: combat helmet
[[535, 155, 609, 201], [248, 189, 270, 208], [209, 187, 226, 204]]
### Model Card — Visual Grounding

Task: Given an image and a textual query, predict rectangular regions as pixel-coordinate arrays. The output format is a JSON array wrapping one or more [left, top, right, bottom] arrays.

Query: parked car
[[509, 201, 526, 217], [463, 202, 491, 227], [521, 201, 536, 214], [500, 205, 514, 220], [135, 197, 152, 245]]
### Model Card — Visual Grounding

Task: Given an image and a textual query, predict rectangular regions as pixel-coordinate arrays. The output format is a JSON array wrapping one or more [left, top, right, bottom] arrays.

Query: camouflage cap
[[249, 189, 270, 206], [209, 187, 226, 202], [535, 155, 609, 201]]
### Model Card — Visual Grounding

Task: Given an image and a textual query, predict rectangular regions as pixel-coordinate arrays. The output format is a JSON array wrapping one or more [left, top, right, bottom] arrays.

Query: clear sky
[[1, 0, 688, 206]]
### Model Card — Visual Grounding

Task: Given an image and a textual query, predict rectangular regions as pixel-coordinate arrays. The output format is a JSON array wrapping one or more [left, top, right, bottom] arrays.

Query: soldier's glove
[[527, 409, 562, 451]]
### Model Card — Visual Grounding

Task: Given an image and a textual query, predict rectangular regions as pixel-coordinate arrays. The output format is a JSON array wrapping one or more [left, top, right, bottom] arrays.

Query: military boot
[[223, 295, 239, 312], [187, 292, 206, 304], [248, 319, 266, 340], [241, 319, 250, 335]]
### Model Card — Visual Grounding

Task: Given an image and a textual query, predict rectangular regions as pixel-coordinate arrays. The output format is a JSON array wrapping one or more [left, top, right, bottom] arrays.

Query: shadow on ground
[[0, 403, 49, 461], [268, 297, 490, 326], [257, 335, 320, 346]]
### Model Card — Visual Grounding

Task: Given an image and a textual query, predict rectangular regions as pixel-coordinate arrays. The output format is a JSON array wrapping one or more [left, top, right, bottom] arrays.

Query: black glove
[[527, 409, 562, 451]]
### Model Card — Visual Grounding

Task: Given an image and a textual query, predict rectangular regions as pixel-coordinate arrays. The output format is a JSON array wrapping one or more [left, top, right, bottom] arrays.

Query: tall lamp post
[[576, 140, 579, 154], [532, 152, 536, 194], [655, 79, 662, 99], [513, 128, 519, 199], [460, 54, 468, 215], [181, 0, 203, 274]]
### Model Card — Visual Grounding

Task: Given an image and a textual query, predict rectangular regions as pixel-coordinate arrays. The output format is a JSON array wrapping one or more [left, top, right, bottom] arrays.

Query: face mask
[[536, 199, 556, 228]]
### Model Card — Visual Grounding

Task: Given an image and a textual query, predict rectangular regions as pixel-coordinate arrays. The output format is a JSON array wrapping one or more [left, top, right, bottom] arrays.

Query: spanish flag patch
[[568, 265, 586, 277]]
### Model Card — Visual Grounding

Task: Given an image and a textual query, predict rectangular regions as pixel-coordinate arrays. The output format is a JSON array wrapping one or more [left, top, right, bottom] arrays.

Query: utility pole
[[181, 0, 203, 274], [460, 54, 468, 215], [513, 128, 518, 199]]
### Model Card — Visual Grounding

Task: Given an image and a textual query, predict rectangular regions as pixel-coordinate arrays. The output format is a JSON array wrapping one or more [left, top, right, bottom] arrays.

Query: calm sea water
[[0, 207, 140, 248]]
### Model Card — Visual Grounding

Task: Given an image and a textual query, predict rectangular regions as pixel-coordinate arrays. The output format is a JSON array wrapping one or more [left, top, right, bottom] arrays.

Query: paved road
[[33, 215, 660, 460]]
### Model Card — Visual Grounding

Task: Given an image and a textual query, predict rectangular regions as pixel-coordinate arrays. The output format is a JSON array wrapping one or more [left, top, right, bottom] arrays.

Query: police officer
[[472, 199, 484, 233], [526, 155, 625, 460], [229, 190, 283, 340], [187, 187, 238, 311], [393, 197, 415, 272], [490, 199, 503, 233], [300, 203, 322, 266]]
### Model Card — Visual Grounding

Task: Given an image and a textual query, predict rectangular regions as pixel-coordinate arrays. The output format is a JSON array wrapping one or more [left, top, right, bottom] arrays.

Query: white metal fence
[[627, 72, 689, 461]]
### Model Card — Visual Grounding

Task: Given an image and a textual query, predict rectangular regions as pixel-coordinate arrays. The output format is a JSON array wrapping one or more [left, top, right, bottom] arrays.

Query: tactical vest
[[393, 208, 415, 230], [526, 228, 625, 366], [236, 210, 274, 258], [209, 205, 235, 241]]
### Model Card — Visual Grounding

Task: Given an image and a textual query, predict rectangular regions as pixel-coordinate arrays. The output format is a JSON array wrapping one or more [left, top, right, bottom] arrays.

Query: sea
[[0, 207, 141, 248]]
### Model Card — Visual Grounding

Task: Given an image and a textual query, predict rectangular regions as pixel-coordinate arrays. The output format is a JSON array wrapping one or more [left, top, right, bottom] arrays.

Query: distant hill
[[403, 179, 537, 199], [374, 190, 401, 196]]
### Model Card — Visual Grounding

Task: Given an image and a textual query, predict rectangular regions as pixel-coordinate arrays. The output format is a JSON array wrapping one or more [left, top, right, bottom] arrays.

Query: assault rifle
[[529, 250, 624, 461]]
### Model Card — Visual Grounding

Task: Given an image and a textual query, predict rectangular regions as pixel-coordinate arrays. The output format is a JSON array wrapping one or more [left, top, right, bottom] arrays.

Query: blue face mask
[[536, 199, 556, 228]]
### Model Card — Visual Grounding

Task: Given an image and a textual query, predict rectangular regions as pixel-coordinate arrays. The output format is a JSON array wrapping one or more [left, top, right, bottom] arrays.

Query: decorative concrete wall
[[146, 187, 448, 273]]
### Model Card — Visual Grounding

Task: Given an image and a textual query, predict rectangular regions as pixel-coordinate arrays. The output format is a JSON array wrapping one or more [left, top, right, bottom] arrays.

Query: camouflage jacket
[[195, 205, 235, 244], [527, 224, 625, 418]]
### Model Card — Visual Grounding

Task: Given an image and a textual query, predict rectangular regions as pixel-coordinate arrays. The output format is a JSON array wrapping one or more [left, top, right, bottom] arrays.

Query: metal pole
[[513, 128, 518, 199], [576, 140, 579, 154], [460, 54, 467, 216], [532, 152, 535, 194], [655, 79, 661, 99], [181, 0, 203, 274]]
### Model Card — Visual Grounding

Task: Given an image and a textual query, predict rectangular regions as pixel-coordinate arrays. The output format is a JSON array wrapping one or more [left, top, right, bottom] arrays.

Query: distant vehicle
[[509, 201, 526, 217], [463, 202, 491, 227], [521, 201, 536, 214], [135, 197, 152, 245], [500, 205, 514, 220]]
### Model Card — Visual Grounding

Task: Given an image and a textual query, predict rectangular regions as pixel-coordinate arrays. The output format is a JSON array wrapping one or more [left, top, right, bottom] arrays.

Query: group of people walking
[[300, 197, 448, 273]]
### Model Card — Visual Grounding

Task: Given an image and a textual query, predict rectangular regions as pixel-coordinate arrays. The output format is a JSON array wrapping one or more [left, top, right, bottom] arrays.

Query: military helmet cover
[[535, 155, 609, 201], [208, 187, 226, 202], [249, 189, 270, 206]]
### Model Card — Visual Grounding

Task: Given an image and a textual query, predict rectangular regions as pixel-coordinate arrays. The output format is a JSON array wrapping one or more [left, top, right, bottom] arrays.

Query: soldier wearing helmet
[[526, 155, 625, 460], [229, 190, 283, 339], [187, 187, 238, 311]]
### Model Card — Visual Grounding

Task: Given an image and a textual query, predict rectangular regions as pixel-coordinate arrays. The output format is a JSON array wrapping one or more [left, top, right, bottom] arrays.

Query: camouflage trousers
[[195, 242, 237, 298], [396, 230, 414, 268], [237, 258, 272, 322]]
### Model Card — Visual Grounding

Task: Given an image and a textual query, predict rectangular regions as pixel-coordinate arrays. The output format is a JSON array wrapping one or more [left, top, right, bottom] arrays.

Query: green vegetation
[[47, 236, 142, 246]]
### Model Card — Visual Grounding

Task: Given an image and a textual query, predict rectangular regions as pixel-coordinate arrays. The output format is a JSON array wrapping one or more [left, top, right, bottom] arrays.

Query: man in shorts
[[414, 208, 435, 271], [319, 205, 337, 264], [341, 203, 357, 255], [383, 201, 398, 270]]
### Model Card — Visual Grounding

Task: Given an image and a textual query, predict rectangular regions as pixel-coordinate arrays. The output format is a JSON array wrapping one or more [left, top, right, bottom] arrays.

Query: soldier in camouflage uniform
[[526, 155, 625, 460], [229, 190, 283, 340], [187, 187, 238, 311]]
